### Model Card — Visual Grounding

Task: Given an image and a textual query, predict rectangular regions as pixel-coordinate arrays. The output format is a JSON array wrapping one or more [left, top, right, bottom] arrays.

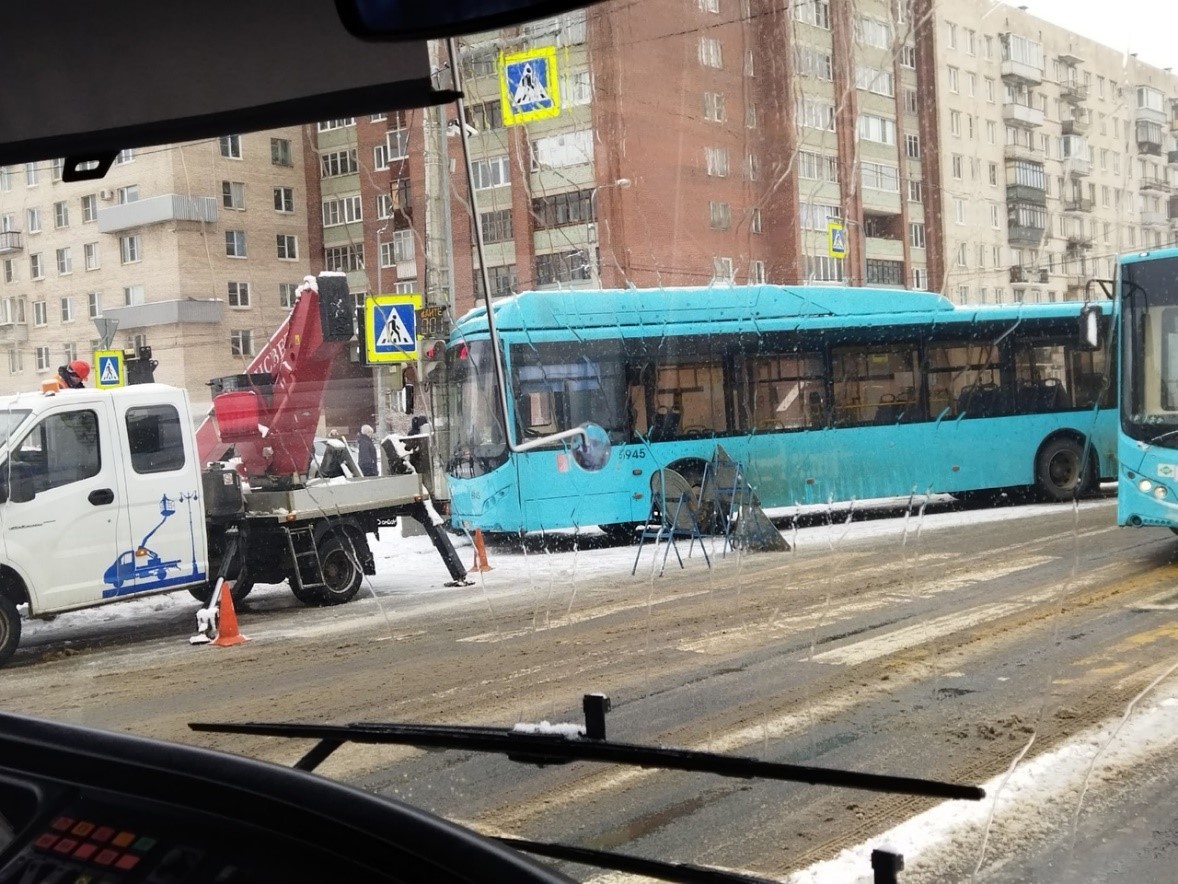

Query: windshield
[[2, 2, 1177, 883], [1121, 255, 1178, 446]]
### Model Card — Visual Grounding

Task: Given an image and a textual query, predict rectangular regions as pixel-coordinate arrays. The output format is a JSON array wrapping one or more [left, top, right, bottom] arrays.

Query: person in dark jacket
[[356, 424, 378, 476]]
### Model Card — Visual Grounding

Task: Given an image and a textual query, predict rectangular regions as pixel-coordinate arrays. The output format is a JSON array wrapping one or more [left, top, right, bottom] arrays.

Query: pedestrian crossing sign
[[94, 349, 125, 389], [828, 221, 847, 260], [500, 45, 560, 126], [364, 294, 424, 364]]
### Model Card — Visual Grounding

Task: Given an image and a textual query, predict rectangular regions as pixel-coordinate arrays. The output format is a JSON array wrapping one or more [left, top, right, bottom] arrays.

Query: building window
[[712, 257, 735, 282], [951, 154, 963, 179], [225, 230, 246, 258], [30, 254, 44, 279], [380, 230, 414, 267], [320, 149, 359, 178], [900, 44, 916, 68], [56, 247, 72, 275], [27, 208, 41, 233], [33, 300, 47, 327], [123, 285, 145, 306], [116, 185, 138, 205], [480, 209, 514, 244], [948, 67, 959, 93], [804, 254, 844, 282], [119, 235, 141, 264], [322, 194, 362, 227], [88, 292, 102, 318], [376, 193, 393, 220], [53, 201, 69, 229], [271, 138, 292, 166], [905, 134, 920, 158], [60, 297, 73, 322], [473, 265, 517, 299], [227, 282, 250, 308], [856, 17, 891, 49], [230, 330, 253, 357], [324, 245, 364, 272], [535, 250, 593, 285], [909, 223, 926, 249], [81, 194, 97, 222], [857, 114, 896, 145], [703, 92, 726, 122], [862, 162, 899, 192], [387, 119, 410, 161], [25, 163, 38, 187], [279, 283, 298, 309], [219, 135, 242, 159], [115, 149, 134, 165], [316, 118, 356, 131], [751, 208, 762, 234], [532, 189, 594, 228], [705, 147, 730, 177], [708, 201, 731, 229], [954, 199, 966, 224], [698, 36, 723, 68], [35, 347, 50, 371], [274, 187, 294, 213], [0, 166, 11, 192], [373, 144, 389, 170], [222, 181, 245, 210], [276, 235, 298, 260], [471, 156, 510, 190], [749, 260, 766, 284], [1, 259, 11, 284], [465, 100, 505, 131]]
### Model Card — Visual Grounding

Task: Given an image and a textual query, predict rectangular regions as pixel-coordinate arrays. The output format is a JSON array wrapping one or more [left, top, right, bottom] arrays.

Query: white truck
[[0, 275, 467, 666]]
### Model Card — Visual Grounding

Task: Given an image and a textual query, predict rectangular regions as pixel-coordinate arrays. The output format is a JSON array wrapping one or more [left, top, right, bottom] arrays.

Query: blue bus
[[1116, 248, 1178, 529], [442, 286, 1116, 537]]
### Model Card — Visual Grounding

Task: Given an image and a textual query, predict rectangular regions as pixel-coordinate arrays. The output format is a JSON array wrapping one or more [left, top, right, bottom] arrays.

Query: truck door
[[109, 398, 208, 597], [0, 397, 128, 612]]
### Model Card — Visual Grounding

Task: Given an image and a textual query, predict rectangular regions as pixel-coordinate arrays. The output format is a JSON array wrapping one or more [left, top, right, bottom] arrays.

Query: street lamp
[[589, 177, 631, 287]]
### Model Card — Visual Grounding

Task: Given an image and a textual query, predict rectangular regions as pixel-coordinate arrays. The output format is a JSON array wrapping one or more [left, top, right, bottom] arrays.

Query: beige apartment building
[[0, 130, 310, 407]]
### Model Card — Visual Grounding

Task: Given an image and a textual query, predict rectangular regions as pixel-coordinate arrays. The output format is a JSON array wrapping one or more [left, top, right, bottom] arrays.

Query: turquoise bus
[[442, 286, 1116, 537], [1116, 247, 1178, 529]]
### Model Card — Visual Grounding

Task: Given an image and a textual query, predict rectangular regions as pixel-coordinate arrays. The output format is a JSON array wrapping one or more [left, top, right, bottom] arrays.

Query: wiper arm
[[192, 696, 983, 802]]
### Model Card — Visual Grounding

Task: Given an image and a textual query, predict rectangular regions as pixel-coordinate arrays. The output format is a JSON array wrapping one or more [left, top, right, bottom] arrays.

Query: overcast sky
[[1004, 0, 1178, 71]]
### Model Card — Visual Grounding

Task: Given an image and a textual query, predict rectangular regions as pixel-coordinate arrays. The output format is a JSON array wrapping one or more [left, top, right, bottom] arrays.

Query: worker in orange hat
[[54, 359, 90, 389]]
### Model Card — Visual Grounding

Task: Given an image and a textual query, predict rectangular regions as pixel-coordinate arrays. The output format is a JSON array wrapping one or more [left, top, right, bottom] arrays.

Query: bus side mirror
[[1079, 305, 1101, 351]]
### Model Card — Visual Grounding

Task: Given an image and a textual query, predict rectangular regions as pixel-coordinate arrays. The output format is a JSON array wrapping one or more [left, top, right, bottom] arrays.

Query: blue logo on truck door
[[102, 492, 207, 597]]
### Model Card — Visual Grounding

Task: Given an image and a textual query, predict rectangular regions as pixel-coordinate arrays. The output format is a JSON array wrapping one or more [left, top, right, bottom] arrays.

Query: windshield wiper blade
[[191, 694, 983, 802]]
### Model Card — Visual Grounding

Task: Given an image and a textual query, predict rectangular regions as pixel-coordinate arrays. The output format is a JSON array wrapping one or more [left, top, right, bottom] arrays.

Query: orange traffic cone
[[211, 581, 249, 647], [469, 529, 493, 573]]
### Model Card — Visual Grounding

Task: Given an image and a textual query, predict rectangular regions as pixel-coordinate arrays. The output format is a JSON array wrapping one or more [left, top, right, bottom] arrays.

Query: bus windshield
[[511, 342, 627, 445], [1121, 255, 1178, 447], [445, 340, 508, 478]]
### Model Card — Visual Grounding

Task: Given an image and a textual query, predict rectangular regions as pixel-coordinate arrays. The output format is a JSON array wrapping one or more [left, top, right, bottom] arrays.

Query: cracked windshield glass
[[1, 1, 1176, 882]]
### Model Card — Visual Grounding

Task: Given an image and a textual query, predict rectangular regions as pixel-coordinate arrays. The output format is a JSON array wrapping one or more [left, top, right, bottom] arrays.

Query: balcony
[[1169, 195, 1178, 219], [1141, 211, 1168, 227], [1066, 234, 1093, 252], [1010, 265, 1049, 285], [1001, 58, 1043, 86], [0, 231, 22, 253], [1065, 275, 1087, 293], [1003, 102, 1045, 128], [1136, 106, 1167, 126], [396, 258, 418, 280], [1141, 176, 1171, 194], [1061, 116, 1089, 137], [97, 194, 218, 234], [1137, 136, 1163, 156], [0, 324, 28, 344], [1064, 198, 1095, 213], [1008, 226, 1045, 247], [102, 298, 224, 330], [1006, 184, 1047, 206], [1063, 157, 1091, 177], [1059, 81, 1088, 103], [1003, 142, 1041, 163]]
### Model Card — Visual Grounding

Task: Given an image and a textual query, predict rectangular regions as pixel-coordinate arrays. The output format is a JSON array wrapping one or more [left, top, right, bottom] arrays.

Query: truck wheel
[[300, 533, 363, 606], [188, 579, 254, 606], [1036, 438, 1092, 502], [0, 594, 21, 668]]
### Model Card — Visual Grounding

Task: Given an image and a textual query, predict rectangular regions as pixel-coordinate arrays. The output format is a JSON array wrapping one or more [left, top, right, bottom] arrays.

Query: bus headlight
[[1138, 479, 1153, 493], [1154, 485, 1168, 500]]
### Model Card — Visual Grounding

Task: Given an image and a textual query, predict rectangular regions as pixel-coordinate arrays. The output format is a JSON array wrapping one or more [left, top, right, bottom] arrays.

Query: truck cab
[[0, 384, 208, 623]]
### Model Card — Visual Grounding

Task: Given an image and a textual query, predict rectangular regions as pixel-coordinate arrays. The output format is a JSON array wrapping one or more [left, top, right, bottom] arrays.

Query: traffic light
[[422, 340, 446, 361]]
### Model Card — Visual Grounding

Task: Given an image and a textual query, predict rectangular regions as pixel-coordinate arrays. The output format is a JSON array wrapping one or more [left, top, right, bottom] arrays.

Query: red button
[[92, 826, 115, 843], [53, 838, 78, 854], [73, 842, 97, 860], [34, 833, 57, 849], [95, 849, 119, 866], [115, 854, 140, 871], [111, 831, 135, 848], [72, 821, 95, 837], [51, 817, 74, 832]]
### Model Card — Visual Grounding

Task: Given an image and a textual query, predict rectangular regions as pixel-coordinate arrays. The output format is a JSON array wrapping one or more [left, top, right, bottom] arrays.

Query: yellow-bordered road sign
[[365, 294, 424, 364], [94, 350, 125, 389], [500, 45, 560, 126], [828, 220, 847, 260]]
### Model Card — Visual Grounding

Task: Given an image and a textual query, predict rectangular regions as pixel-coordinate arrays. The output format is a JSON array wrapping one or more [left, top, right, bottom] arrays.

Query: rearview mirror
[[1078, 305, 1101, 351]]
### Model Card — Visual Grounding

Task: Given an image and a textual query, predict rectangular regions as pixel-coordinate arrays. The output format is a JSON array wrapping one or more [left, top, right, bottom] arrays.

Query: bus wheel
[[599, 522, 641, 544], [1036, 438, 1092, 502], [0, 594, 20, 668]]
